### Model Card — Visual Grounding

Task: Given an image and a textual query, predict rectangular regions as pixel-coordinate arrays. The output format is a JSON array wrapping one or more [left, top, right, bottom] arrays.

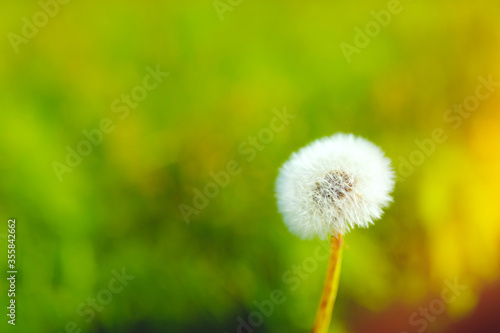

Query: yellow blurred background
[[1, 0, 499, 332]]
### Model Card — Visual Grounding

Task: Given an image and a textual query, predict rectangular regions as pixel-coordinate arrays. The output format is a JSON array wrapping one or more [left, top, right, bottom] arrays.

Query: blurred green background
[[1, 0, 500, 332]]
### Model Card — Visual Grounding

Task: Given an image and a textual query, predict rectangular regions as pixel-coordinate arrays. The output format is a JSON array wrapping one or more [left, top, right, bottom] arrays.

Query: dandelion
[[275, 133, 395, 333]]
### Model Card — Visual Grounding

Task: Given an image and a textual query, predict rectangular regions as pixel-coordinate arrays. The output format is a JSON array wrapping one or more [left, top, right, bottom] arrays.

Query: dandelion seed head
[[275, 133, 395, 239]]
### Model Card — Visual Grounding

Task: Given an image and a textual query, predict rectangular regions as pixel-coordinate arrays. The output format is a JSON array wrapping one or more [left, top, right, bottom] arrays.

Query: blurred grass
[[1, 0, 500, 332]]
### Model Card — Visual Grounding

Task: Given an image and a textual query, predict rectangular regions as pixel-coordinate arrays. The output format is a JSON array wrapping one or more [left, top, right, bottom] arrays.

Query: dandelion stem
[[311, 234, 344, 333]]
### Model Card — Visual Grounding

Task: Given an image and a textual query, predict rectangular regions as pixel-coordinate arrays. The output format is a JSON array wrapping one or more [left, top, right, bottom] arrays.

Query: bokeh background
[[1, 1, 500, 332]]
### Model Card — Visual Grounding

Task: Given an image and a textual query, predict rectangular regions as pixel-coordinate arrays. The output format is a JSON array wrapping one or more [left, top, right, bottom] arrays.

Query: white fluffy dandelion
[[276, 133, 395, 333], [276, 133, 395, 240]]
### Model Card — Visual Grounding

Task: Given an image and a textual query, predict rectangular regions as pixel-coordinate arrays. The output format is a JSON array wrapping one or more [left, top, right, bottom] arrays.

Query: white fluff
[[275, 133, 395, 239]]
